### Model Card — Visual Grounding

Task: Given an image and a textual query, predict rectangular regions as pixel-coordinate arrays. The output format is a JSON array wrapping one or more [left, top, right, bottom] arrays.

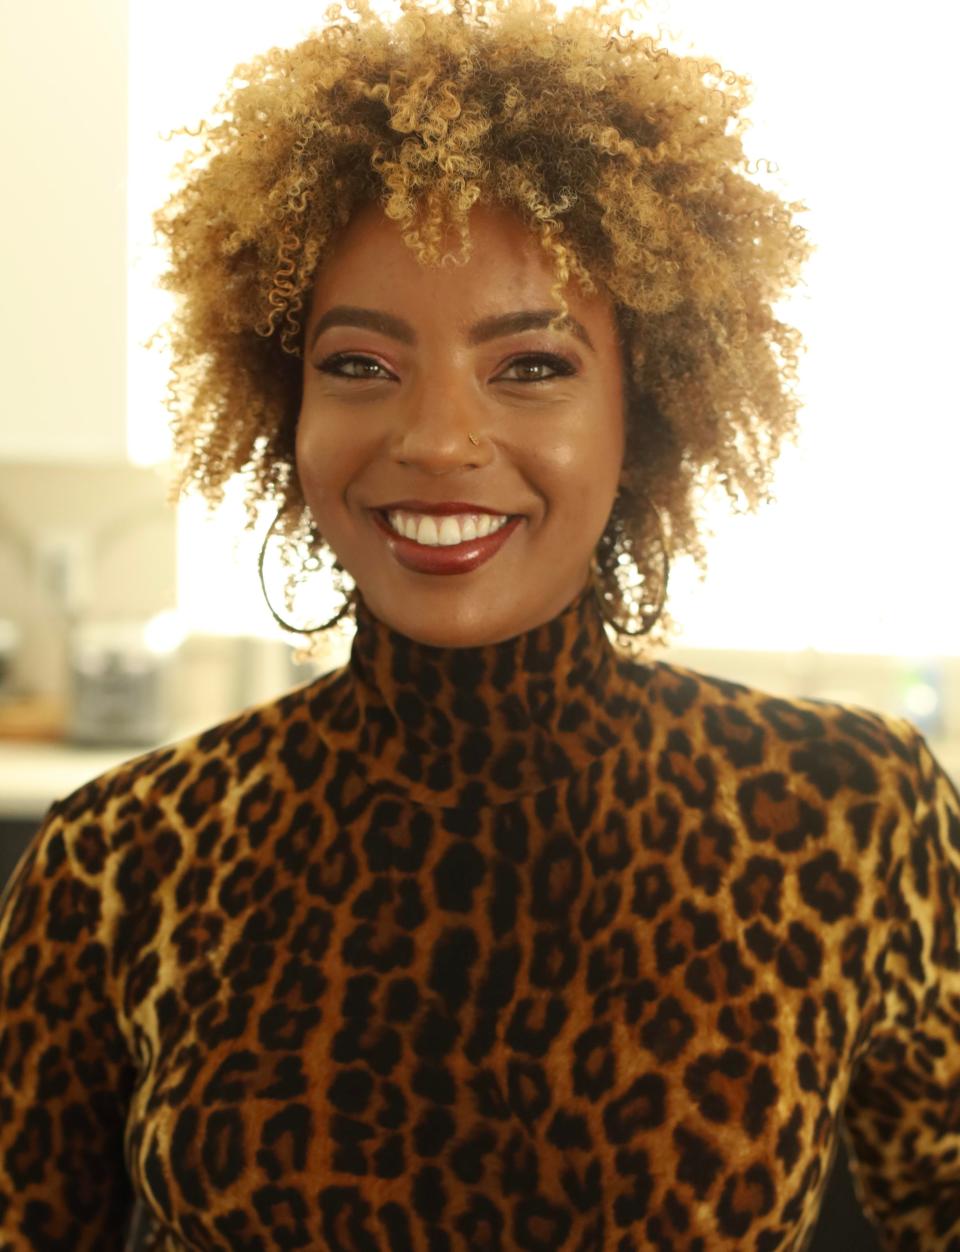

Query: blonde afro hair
[[151, 0, 813, 653]]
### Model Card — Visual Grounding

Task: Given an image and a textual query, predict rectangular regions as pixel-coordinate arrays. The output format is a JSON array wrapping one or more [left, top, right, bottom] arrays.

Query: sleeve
[[0, 796, 137, 1250], [841, 721, 960, 1250]]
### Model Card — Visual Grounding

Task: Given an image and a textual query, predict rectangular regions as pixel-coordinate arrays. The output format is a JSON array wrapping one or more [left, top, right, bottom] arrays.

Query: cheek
[[294, 424, 338, 532], [295, 419, 334, 497], [295, 417, 372, 534], [536, 426, 622, 511]]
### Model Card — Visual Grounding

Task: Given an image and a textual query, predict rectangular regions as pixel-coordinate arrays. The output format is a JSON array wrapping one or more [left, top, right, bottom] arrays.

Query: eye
[[315, 353, 393, 381], [498, 353, 577, 383], [315, 350, 580, 383]]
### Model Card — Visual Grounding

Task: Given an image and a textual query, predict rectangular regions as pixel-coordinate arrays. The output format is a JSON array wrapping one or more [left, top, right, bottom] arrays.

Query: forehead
[[309, 200, 613, 331]]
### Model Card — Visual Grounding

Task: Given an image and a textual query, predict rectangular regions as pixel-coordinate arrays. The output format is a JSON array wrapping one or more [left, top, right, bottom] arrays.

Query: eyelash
[[314, 351, 577, 384]]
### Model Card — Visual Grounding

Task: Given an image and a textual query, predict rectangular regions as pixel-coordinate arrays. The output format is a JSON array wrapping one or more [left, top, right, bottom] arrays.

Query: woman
[[2, 0, 958, 1249]]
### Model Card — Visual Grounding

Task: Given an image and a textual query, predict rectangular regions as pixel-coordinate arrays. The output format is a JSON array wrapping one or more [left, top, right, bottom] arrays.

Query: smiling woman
[[294, 200, 629, 646], [145, 0, 813, 656], [2, 2, 960, 1251]]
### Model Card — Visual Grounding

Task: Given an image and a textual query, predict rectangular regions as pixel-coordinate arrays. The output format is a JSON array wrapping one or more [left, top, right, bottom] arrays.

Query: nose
[[389, 389, 493, 473]]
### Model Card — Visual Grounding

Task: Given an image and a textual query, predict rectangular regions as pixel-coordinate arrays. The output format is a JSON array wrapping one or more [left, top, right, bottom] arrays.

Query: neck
[[342, 583, 650, 807]]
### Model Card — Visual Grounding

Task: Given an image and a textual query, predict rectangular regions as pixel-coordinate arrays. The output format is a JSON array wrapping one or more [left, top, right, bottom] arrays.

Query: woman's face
[[296, 200, 626, 647]]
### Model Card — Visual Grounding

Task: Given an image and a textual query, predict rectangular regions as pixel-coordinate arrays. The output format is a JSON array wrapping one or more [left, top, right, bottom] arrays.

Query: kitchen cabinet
[[0, 816, 38, 896]]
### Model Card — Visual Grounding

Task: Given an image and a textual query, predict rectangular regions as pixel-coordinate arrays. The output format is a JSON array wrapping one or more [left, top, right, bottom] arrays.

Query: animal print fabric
[[2, 583, 959, 1251]]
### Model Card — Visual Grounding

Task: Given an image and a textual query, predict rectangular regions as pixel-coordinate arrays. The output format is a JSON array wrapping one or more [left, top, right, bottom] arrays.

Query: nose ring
[[468, 432, 480, 446]]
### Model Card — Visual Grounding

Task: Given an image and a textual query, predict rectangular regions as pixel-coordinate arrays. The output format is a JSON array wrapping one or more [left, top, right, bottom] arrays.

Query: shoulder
[[627, 660, 942, 957], [633, 656, 920, 793], [642, 656, 918, 748], [46, 666, 350, 870]]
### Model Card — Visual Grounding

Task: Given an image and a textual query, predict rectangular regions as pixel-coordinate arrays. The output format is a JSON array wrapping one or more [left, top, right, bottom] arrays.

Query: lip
[[371, 510, 524, 575], [375, 500, 516, 517]]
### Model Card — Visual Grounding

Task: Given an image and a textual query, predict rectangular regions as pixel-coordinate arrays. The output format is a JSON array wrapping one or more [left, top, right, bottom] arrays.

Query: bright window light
[[128, 0, 959, 655]]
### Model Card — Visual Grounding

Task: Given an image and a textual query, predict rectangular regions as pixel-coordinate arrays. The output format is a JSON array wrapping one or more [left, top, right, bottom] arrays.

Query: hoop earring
[[261, 432, 484, 634], [590, 489, 670, 639], [257, 510, 356, 635], [258, 491, 669, 641]]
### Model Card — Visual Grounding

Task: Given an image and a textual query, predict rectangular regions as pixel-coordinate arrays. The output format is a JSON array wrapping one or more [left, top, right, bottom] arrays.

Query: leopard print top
[[1, 583, 959, 1251]]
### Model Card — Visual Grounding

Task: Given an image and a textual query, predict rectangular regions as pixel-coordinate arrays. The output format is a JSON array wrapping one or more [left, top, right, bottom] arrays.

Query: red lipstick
[[371, 510, 523, 575]]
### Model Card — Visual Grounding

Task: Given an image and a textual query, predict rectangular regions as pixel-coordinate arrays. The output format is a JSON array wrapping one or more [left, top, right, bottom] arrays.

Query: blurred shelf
[[0, 735, 185, 820]]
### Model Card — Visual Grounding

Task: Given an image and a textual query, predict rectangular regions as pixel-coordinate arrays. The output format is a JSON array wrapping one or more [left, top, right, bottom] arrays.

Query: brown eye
[[498, 354, 577, 383], [315, 353, 392, 380]]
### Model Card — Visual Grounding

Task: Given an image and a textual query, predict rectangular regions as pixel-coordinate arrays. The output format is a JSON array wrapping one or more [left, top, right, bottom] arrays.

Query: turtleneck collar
[[342, 582, 652, 807]]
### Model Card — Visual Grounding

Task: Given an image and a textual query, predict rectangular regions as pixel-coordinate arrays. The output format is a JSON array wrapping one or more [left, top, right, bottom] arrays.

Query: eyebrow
[[307, 305, 595, 353]]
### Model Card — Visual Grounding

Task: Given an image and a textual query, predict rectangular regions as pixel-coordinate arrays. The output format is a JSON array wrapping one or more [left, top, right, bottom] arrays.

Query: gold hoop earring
[[257, 510, 356, 635], [590, 489, 670, 639], [259, 432, 484, 633]]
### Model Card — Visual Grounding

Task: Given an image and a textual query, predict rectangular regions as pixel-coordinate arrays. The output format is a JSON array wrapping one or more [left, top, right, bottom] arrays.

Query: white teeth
[[385, 510, 509, 546], [416, 515, 439, 545], [437, 517, 461, 545]]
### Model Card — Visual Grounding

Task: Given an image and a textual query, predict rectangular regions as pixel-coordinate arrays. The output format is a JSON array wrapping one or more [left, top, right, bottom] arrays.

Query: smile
[[383, 509, 511, 546], [371, 510, 524, 575]]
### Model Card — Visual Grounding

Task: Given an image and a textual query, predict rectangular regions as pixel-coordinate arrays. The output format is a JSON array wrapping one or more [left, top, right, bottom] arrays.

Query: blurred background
[[0, 0, 957, 828], [0, 3, 956, 1246]]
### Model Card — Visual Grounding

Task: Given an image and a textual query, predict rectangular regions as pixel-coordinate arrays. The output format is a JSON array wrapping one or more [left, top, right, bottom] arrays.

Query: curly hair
[[150, 0, 813, 655]]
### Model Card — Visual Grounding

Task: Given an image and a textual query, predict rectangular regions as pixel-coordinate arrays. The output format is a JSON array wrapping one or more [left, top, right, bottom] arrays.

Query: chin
[[389, 609, 520, 649], [413, 593, 582, 648]]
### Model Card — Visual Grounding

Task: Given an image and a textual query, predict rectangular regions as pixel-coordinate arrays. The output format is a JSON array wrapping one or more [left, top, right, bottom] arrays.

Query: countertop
[[0, 733, 196, 821], [1, 741, 143, 821]]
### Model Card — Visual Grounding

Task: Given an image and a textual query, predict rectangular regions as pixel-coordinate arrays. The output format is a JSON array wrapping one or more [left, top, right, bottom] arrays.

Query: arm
[[842, 723, 960, 1250], [0, 798, 136, 1250]]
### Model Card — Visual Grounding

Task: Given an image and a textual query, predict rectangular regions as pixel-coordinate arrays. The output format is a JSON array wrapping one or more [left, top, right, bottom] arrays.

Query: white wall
[[0, 0, 128, 462]]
